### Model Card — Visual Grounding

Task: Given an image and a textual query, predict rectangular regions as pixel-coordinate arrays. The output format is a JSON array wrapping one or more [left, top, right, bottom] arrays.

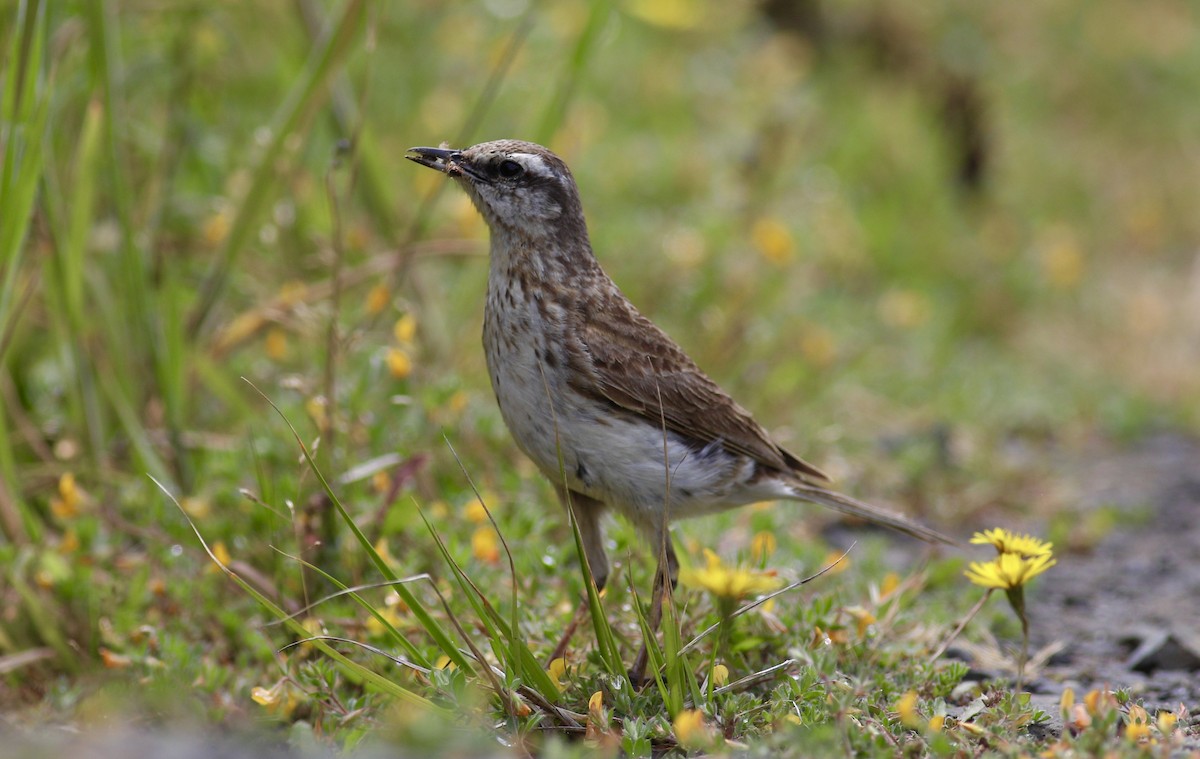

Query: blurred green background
[[2, 0, 1198, 743]]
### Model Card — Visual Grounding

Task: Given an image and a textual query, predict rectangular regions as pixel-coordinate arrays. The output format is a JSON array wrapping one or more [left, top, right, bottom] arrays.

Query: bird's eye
[[497, 159, 524, 179]]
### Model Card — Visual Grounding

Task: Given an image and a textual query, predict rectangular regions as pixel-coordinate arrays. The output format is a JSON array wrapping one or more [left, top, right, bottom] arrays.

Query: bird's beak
[[406, 146, 469, 178]]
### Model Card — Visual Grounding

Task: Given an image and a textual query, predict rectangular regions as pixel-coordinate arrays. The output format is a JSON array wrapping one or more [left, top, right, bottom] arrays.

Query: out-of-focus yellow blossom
[[750, 530, 777, 562], [366, 284, 391, 315], [264, 327, 288, 360], [750, 217, 795, 266], [672, 709, 711, 749], [386, 347, 413, 379], [547, 657, 567, 692], [680, 549, 782, 600], [626, 0, 706, 30], [711, 663, 729, 687], [393, 313, 417, 344], [896, 691, 922, 729], [50, 473, 85, 519], [472, 526, 500, 564]]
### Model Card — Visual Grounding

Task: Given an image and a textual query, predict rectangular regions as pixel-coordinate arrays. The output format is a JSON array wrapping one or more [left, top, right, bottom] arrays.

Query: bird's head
[[406, 140, 586, 242]]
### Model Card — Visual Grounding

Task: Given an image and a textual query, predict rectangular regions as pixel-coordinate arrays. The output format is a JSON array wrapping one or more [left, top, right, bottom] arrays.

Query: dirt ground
[[999, 432, 1200, 741]]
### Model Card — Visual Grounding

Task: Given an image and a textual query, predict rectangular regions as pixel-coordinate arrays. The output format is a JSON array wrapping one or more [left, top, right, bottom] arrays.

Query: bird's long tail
[[788, 483, 957, 546]]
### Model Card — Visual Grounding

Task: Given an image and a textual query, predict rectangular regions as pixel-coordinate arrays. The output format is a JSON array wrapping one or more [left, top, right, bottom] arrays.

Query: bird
[[406, 139, 953, 681]]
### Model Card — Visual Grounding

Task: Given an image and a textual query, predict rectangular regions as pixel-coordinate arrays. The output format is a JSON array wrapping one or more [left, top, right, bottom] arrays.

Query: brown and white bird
[[407, 140, 951, 675]]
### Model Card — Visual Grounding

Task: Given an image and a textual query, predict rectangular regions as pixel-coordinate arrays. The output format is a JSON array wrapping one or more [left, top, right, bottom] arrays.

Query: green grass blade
[[154, 476, 443, 713], [565, 495, 625, 680], [247, 379, 462, 671]]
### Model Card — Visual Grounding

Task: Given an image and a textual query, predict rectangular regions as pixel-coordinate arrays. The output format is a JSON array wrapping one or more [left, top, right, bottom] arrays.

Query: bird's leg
[[629, 528, 679, 687], [548, 490, 609, 665]]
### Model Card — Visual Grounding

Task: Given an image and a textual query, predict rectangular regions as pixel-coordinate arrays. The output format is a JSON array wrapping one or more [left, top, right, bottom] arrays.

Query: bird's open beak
[[406, 146, 465, 176]]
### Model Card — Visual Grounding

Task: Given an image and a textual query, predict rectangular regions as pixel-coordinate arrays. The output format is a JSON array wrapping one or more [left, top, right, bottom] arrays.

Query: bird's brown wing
[[565, 298, 830, 484]]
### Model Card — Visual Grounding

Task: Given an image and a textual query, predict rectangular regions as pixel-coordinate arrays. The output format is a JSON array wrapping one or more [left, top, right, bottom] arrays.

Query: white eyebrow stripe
[[509, 153, 555, 178]]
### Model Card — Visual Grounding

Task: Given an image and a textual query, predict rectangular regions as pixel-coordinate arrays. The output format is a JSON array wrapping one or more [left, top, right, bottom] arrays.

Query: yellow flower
[[680, 549, 782, 600], [750, 217, 795, 266], [49, 472, 84, 519], [365, 604, 404, 638], [265, 327, 288, 360], [366, 284, 391, 315], [711, 663, 729, 687], [845, 606, 876, 637], [964, 552, 1056, 590], [970, 528, 1053, 557], [251, 685, 278, 706], [750, 530, 777, 562], [464, 499, 488, 523], [1126, 704, 1151, 742], [393, 313, 417, 344], [896, 691, 922, 729], [928, 715, 945, 733], [472, 526, 500, 564], [547, 657, 567, 691], [206, 541, 232, 574], [626, 0, 705, 30], [1156, 711, 1177, 734], [673, 709, 711, 749], [386, 347, 413, 379]]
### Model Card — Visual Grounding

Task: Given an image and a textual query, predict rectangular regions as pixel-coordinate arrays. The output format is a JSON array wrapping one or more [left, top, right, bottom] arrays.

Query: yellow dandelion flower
[[386, 347, 413, 379], [970, 528, 1053, 557], [680, 548, 782, 600], [750, 530, 777, 562], [366, 284, 391, 316], [964, 552, 1056, 590], [673, 709, 711, 749], [472, 526, 500, 564], [393, 313, 417, 344]]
